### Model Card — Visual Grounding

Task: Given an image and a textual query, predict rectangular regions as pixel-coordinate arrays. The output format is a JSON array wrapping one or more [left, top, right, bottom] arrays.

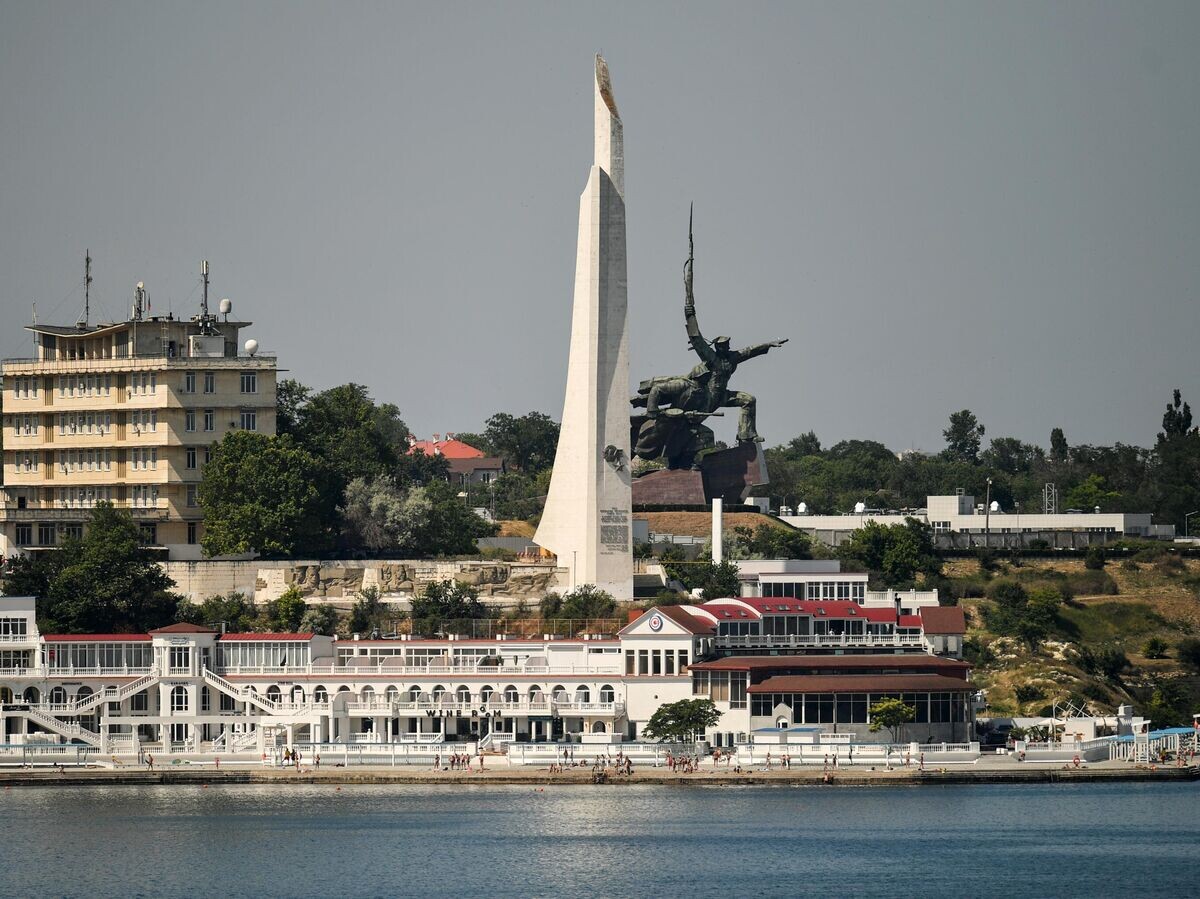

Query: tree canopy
[[641, 698, 722, 743], [6, 503, 181, 633]]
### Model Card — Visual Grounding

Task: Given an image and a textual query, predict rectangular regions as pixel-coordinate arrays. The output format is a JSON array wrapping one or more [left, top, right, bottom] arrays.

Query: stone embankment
[[0, 764, 1195, 788]]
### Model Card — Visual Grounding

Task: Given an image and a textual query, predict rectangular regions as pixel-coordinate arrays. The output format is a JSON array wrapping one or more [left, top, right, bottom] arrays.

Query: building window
[[204, 446, 212, 465], [186, 485, 198, 507], [37, 523, 56, 546], [187, 522, 198, 545], [139, 523, 157, 545], [130, 691, 148, 712], [170, 685, 189, 712], [239, 410, 257, 431], [203, 372, 215, 394], [183, 372, 196, 393], [203, 410, 215, 431], [240, 372, 257, 394], [14, 524, 32, 546], [186, 447, 197, 470], [62, 524, 83, 541], [185, 410, 196, 432]]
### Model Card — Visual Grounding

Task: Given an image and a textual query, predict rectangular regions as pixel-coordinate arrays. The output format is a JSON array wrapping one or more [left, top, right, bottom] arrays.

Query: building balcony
[[0, 504, 170, 522], [714, 632, 927, 651], [2, 354, 278, 374]]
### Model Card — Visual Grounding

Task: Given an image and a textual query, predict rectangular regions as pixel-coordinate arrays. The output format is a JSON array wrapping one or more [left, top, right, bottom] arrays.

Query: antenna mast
[[201, 260, 209, 318], [84, 250, 92, 327]]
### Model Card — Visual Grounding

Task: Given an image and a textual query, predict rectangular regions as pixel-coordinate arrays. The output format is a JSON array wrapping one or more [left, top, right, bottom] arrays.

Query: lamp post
[[984, 478, 993, 549], [1186, 510, 1200, 539]]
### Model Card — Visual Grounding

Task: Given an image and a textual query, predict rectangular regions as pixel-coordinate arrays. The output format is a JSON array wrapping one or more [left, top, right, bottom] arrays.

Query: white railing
[[202, 668, 279, 713], [218, 661, 623, 677], [715, 633, 926, 650], [553, 701, 625, 716], [33, 667, 154, 678], [0, 634, 36, 644]]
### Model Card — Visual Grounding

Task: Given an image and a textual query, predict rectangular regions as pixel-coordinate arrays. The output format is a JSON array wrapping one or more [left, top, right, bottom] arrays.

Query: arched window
[[313, 686, 329, 703], [503, 685, 519, 703], [385, 686, 399, 703], [290, 686, 305, 704], [431, 685, 445, 700], [592, 721, 607, 734], [527, 686, 544, 703], [171, 686, 189, 713], [552, 685, 568, 702], [361, 686, 375, 702], [599, 684, 615, 703], [49, 687, 67, 704], [575, 686, 590, 703], [407, 686, 422, 702], [75, 686, 93, 703], [22, 687, 39, 703], [456, 685, 471, 704], [266, 685, 282, 703], [480, 685, 494, 704], [0, 687, 12, 703]]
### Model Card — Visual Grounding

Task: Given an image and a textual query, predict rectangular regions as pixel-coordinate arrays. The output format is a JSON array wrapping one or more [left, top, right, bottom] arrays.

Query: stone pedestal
[[633, 441, 770, 507]]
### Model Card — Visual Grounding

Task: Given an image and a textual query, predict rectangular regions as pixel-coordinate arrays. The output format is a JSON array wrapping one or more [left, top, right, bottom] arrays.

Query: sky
[[1, 2, 1197, 453]]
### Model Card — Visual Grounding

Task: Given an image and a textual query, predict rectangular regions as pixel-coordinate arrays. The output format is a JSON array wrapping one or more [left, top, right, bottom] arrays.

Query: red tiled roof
[[219, 632, 315, 641], [919, 606, 967, 635], [408, 438, 485, 459], [689, 654, 970, 673], [621, 605, 716, 636], [148, 623, 217, 634], [748, 673, 974, 694], [43, 634, 151, 642]]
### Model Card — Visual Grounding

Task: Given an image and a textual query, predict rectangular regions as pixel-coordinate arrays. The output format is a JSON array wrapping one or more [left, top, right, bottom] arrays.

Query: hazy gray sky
[[2, 2, 1197, 452]]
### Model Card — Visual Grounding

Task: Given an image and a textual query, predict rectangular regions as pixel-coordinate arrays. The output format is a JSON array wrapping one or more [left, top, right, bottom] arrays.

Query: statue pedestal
[[633, 441, 769, 507]]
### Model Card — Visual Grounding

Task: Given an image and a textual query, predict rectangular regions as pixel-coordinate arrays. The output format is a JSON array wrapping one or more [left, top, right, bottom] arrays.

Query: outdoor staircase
[[202, 668, 285, 715], [18, 707, 102, 747], [67, 671, 159, 714]]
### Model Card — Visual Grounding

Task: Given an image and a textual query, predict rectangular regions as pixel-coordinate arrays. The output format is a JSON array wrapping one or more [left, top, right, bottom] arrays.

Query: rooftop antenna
[[201, 260, 210, 318], [79, 250, 93, 330]]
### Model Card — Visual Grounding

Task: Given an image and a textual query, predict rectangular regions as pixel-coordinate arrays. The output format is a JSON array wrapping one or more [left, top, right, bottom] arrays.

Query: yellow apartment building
[[1, 284, 276, 560]]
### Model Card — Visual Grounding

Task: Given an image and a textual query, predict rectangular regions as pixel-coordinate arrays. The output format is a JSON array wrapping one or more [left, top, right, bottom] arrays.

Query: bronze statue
[[631, 210, 787, 469]]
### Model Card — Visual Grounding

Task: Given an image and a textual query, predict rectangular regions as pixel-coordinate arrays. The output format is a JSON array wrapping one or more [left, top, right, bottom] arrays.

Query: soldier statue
[[631, 212, 787, 469]]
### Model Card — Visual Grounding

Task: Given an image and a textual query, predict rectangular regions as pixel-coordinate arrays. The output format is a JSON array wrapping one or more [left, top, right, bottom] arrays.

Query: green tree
[[482, 411, 560, 474], [262, 586, 307, 632], [788, 431, 822, 456], [699, 560, 742, 600], [730, 524, 812, 560], [175, 591, 258, 632], [539, 585, 616, 620], [868, 697, 916, 742], [36, 502, 179, 633], [275, 378, 311, 438], [1076, 644, 1128, 681], [340, 477, 432, 552], [641, 698, 722, 743], [1050, 427, 1069, 464], [299, 604, 339, 636], [1064, 474, 1121, 512], [405, 479, 497, 556], [837, 518, 940, 585], [410, 580, 486, 634], [1161, 388, 1193, 438], [1084, 545, 1106, 570], [943, 409, 986, 463], [200, 431, 334, 557], [1142, 636, 1167, 659], [348, 586, 393, 636], [984, 582, 1061, 651], [1177, 637, 1200, 673], [292, 383, 410, 490]]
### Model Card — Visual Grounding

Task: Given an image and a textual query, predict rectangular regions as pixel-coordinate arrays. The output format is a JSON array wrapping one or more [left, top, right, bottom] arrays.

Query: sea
[[0, 782, 1196, 897]]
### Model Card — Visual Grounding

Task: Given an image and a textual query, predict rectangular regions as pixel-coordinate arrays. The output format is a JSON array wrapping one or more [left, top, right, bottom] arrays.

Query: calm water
[[0, 782, 1196, 897]]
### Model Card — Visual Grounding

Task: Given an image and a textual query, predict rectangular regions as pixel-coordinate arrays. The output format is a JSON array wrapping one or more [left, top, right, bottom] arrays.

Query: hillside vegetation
[[952, 552, 1200, 726]]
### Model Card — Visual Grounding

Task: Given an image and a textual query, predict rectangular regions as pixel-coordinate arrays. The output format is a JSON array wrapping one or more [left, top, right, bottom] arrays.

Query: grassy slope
[[950, 557, 1200, 717]]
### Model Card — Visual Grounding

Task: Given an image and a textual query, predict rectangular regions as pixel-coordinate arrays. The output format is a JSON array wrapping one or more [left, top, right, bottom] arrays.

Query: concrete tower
[[534, 55, 633, 599]]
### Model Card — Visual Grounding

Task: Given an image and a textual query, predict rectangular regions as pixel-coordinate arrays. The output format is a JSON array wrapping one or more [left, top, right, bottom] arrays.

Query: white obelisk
[[534, 55, 633, 600]]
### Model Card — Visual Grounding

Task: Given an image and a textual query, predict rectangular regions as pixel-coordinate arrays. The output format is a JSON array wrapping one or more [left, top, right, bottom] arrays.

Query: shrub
[[1155, 554, 1186, 575], [1177, 637, 1200, 673], [1084, 546, 1106, 570], [1142, 636, 1168, 659], [1066, 569, 1119, 597], [1076, 644, 1129, 681], [976, 547, 999, 573], [1120, 558, 1140, 573], [1014, 684, 1044, 704]]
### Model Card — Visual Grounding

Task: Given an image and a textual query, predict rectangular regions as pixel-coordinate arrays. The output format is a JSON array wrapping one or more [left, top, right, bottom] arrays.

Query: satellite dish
[[244, 338, 258, 357], [989, 501, 1000, 512], [136, 281, 144, 290], [219, 298, 232, 315], [854, 502, 866, 515], [797, 502, 808, 514]]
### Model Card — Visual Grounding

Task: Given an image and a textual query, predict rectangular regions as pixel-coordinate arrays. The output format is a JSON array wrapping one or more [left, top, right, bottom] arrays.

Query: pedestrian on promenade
[[146, 753, 154, 771]]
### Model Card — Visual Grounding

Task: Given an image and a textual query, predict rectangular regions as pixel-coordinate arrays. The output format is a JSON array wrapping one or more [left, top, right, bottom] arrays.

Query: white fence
[[280, 741, 478, 767]]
